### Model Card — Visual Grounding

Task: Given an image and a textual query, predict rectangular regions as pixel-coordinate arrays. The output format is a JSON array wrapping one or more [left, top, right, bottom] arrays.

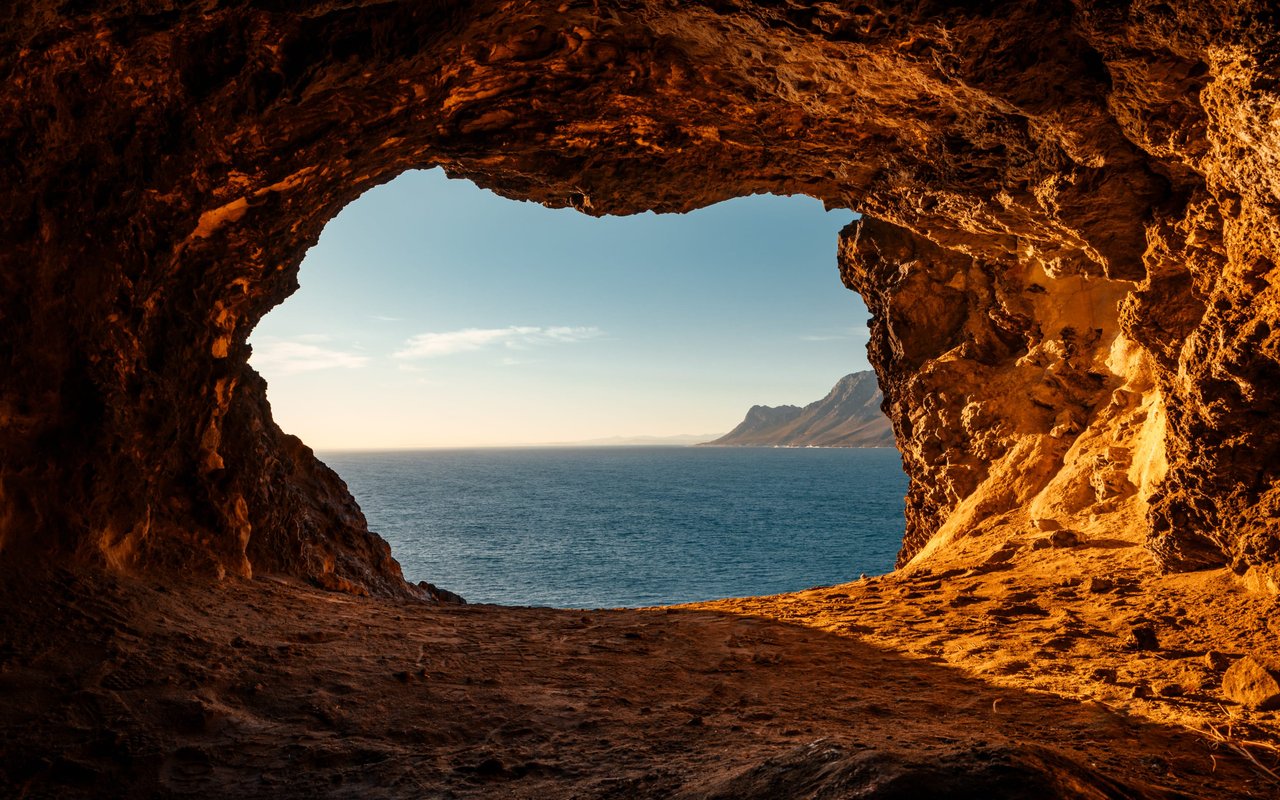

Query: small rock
[[1084, 576, 1114, 594], [1204, 650, 1230, 671], [1222, 655, 1280, 710], [1031, 538, 1052, 551], [1050, 410, 1082, 439], [1033, 518, 1062, 532], [1049, 529, 1081, 548], [1157, 682, 1184, 698], [1130, 683, 1152, 699], [983, 544, 1019, 565], [1124, 623, 1160, 651], [1090, 667, 1118, 684]]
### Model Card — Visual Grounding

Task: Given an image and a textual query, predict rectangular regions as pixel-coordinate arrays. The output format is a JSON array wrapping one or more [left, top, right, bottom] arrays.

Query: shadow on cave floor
[[0, 565, 1274, 799]]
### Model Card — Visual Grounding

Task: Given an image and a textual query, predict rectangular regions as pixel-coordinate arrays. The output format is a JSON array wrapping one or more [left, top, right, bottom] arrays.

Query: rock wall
[[2, 1, 1279, 592]]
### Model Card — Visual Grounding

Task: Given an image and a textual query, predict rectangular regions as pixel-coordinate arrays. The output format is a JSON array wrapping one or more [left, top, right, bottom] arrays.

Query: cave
[[5, 2, 1280, 797]]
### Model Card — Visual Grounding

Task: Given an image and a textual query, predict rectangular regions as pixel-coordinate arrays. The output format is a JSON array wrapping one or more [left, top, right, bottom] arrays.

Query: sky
[[249, 168, 870, 448]]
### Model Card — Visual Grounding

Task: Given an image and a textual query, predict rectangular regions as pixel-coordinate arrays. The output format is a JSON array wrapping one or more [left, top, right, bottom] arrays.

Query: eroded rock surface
[[3, 2, 1280, 590]]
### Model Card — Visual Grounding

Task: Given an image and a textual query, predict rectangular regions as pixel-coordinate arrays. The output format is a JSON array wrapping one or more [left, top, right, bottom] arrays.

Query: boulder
[[1049, 529, 1081, 548], [1222, 656, 1280, 710]]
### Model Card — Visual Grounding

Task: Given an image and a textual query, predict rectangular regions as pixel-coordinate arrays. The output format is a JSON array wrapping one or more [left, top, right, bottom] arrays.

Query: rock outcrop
[[4, 2, 1280, 590], [704, 371, 894, 447]]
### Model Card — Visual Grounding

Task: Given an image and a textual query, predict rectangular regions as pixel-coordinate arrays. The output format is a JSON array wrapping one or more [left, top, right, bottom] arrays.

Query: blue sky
[[249, 168, 870, 448]]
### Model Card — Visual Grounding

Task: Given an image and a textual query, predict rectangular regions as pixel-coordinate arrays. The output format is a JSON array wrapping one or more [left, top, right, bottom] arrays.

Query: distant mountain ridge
[[702, 372, 895, 448]]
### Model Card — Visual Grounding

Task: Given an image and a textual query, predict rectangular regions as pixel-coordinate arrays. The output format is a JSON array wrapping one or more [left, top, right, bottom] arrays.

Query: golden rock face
[[2, 2, 1279, 592]]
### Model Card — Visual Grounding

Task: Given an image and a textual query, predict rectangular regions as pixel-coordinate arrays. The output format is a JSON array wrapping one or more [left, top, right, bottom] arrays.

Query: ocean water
[[320, 447, 908, 608]]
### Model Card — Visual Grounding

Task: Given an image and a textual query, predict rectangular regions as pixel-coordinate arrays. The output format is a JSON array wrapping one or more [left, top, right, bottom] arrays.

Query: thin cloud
[[251, 340, 369, 374], [394, 325, 601, 359]]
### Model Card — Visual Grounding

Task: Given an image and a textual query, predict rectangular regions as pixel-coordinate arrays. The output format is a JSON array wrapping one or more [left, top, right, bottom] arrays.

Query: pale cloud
[[251, 340, 369, 374], [372, 315, 401, 322], [394, 325, 602, 359]]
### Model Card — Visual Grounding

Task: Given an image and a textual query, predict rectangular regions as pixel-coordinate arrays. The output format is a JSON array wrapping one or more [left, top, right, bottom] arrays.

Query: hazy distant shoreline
[[696, 444, 896, 449], [317, 442, 901, 453]]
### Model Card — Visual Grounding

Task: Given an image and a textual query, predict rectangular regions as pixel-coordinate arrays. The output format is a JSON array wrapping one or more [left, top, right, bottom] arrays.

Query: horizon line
[[312, 435, 726, 452]]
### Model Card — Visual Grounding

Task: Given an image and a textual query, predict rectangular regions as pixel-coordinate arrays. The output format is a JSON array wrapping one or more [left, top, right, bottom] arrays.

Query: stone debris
[[1203, 650, 1230, 671], [1084, 577, 1114, 594], [1124, 624, 1160, 652], [1049, 530, 1081, 549]]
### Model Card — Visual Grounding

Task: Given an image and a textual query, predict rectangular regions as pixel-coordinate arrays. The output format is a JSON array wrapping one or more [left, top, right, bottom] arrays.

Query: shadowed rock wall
[[2, 1, 1278, 593]]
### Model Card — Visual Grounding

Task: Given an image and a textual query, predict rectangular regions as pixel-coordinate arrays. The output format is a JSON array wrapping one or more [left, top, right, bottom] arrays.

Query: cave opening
[[249, 167, 908, 606]]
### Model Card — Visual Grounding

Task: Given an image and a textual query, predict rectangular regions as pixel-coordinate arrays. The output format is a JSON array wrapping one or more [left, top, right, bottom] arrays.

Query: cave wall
[[2, 1, 1279, 594]]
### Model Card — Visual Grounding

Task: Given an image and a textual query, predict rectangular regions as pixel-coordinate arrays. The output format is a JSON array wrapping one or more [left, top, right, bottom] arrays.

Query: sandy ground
[[701, 508, 1280, 761], [3, 513, 1280, 798]]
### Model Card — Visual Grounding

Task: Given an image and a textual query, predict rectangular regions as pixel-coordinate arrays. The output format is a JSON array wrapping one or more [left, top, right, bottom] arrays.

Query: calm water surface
[[321, 447, 907, 608]]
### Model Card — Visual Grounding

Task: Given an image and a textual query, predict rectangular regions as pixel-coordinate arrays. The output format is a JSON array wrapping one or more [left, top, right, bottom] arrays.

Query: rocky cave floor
[[4, 507, 1280, 798]]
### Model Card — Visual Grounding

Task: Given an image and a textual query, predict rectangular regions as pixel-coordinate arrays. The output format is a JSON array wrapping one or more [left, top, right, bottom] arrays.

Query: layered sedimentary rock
[[705, 371, 894, 447], [3, 1, 1280, 592]]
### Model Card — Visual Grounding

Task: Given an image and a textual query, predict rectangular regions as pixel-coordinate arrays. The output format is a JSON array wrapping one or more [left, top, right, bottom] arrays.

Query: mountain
[[702, 372, 895, 448]]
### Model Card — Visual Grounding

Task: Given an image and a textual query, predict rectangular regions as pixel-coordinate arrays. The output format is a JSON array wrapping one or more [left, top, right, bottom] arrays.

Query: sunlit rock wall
[[2, 1, 1278, 592]]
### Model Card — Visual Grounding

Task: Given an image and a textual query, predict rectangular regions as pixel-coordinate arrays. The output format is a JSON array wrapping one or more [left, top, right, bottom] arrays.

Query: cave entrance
[[250, 168, 907, 607]]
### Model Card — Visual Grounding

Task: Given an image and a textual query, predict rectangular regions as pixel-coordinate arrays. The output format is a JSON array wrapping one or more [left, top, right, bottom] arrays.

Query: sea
[[320, 446, 908, 609]]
